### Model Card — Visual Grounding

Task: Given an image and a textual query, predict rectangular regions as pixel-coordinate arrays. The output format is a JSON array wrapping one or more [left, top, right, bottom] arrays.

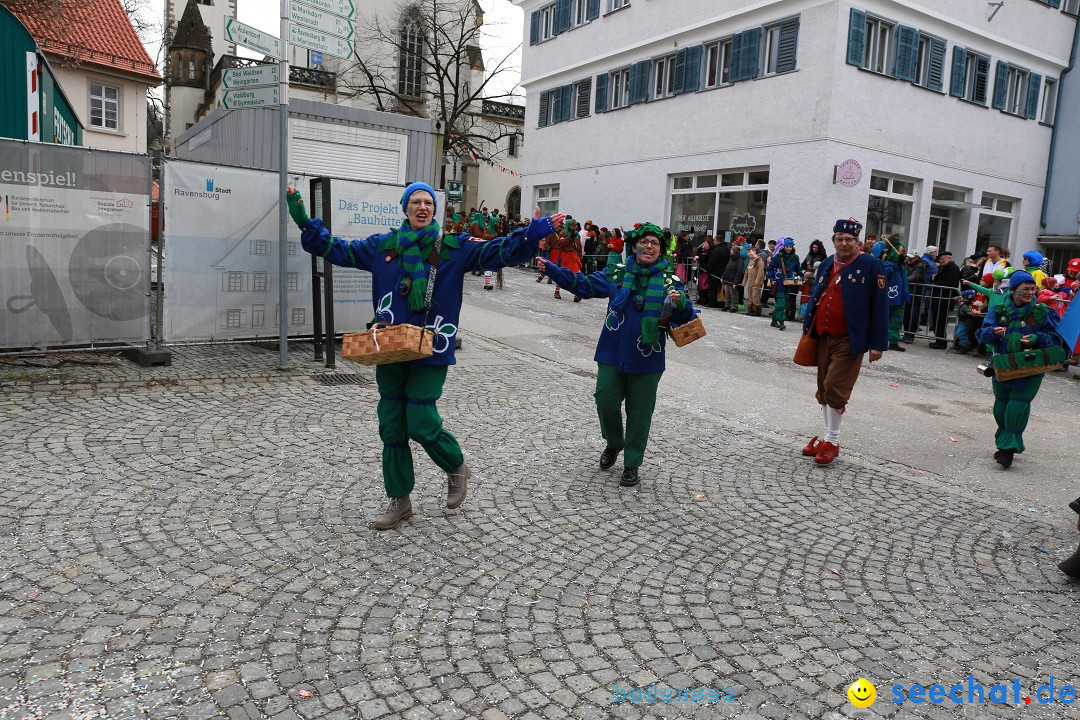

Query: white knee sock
[[823, 405, 843, 444]]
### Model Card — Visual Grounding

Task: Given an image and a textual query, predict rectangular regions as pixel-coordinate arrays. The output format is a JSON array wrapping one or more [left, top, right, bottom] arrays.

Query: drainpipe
[[1041, 15, 1080, 231]]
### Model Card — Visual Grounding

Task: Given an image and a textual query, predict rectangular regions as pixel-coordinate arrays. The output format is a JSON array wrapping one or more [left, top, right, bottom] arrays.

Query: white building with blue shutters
[[514, 0, 1078, 259]]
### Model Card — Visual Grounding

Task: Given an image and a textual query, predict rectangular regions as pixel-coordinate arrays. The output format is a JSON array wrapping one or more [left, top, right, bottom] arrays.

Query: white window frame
[[573, 0, 587, 27], [914, 35, 934, 88], [1041, 77, 1057, 125], [704, 38, 732, 88], [608, 0, 629, 11], [539, 4, 556, 42], [653, 54, 677, 99], [572, 80, 590, 119], [536, 184, 560, 216], [89, 81, 120, 131], [610, 67, 631, 109], [762, 23, 782, 76], [863, 16, 894, 74], [1064, 0, 1080, 15], [1004, 66, 1029, 116], [226, 309, 242, 328]]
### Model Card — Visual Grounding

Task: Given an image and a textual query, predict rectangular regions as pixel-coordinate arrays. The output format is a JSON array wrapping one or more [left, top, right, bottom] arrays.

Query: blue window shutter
[[847, 8, 867, 67], [530, 11, 540, 45], [739, 27, 761, 81], [562, 84, 574, 121], [974, 55, 990, 104], [729, 32, 745, 82], [894, 26, 919, 82], [991, 61, 1008, 110], [682, 45, 703, 91], [672, 47, 687, 93], [1049, 0, 1062, 8], [1025, 73, 1042, 119], [555, 0, 571, 34], [927, 38, 946, 92], [775, 18, 799, 73], [539, 91, 550, 126], [949, 46, 966, 97], [595, 73, 609, 113], [634, 60, 651, 102], [586, 0, 599, 21]]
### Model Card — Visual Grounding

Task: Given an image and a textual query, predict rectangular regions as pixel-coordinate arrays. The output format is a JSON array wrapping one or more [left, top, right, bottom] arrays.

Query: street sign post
[[289, 0, 354, 39], [222, 65, 280, 89], [289, 23, 354, 58], [224, 18, 282, 59], [222, 86, 281, 109]]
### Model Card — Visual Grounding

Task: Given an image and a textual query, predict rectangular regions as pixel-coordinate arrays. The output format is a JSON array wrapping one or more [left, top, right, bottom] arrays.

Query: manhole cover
[[312, 374, 371, 386]]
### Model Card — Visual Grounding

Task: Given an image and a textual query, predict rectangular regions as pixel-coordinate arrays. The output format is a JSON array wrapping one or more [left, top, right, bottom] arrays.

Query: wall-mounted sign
[[730, 212, 757, 237], [835, 159, 862, 187]]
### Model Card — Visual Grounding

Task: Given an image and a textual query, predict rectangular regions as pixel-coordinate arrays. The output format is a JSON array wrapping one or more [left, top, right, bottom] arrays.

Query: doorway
[[927, 209, 951, 253]]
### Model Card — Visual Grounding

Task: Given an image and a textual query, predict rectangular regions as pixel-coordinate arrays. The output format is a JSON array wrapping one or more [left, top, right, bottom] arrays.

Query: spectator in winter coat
[[902, 252, 927, 343], [743, 245, 766, 316], [721, 243, 746, 312], [929, 250, 962, 348]]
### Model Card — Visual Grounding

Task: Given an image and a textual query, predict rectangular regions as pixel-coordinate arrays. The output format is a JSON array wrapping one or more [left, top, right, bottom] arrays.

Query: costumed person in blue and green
[[871, 238, 910, 351], [975, 270, 1066, 469], [286, 182, 565, 529], [537, 222, 697, 487], [768, 238, 801, 330]]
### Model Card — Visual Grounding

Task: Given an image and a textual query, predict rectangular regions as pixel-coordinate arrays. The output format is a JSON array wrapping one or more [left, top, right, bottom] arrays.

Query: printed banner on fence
[[0, 139, 150, 348], [162, 160, 442, 342]]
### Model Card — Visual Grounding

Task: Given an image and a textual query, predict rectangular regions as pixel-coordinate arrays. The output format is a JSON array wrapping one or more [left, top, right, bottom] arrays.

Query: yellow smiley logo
[[847, 678, 877, 708]]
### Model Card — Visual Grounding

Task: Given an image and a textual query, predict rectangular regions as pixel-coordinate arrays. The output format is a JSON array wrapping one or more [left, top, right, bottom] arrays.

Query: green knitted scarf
[[1001, 299, 1048, 353], [610, 255, 669, 349], [378, 219, 442, 311]]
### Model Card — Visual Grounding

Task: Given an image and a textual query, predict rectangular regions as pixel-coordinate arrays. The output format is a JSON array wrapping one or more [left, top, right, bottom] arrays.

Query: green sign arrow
[[289, 22, 354, 59], [224, 18, 281, 60], [289, 0, 354, 39], [296, 0, 354, 19]]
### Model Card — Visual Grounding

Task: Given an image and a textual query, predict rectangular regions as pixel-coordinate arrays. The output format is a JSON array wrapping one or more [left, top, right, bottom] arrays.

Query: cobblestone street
[[2, 274, 1079, 719]]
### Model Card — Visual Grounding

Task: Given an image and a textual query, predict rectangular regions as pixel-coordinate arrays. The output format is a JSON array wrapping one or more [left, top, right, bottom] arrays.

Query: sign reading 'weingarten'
[[222, 65, 280, 89]]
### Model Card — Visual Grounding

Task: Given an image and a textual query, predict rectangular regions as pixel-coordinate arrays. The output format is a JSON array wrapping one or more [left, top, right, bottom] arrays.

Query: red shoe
[[554, 290, 561, 299], [801, 435, 821, 456], [814, 441, 839, 464]]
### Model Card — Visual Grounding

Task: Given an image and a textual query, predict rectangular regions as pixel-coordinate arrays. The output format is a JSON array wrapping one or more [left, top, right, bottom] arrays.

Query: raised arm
[[460, 207, 565, 272], [287, 186, 377, 271], [539, 258, 615, 299]]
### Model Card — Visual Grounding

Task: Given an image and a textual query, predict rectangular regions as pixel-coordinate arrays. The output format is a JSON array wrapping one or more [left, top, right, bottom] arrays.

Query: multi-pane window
[[287, 242, 298, 255], [398, 19, 423, 97], [1065, 0, 1080, 14], [286, 272, 300, 292], [536, 185, 559, 216], [654, 54, 677, 99], [574, 0, 587, 26], [704, 39, 732, 87], [291, 307, 306, 326], [252, 304, 265, 328], [540, 4, 556, 42], [90, 82, 119, 130], [1041, 78, 1057, 124], [763, 23, 782, 76], [976, 193, 1016, 254], [1004, 66, 1029, 116], [954, 49, 990, 104], [609, 0, 628, 10], [610, 67, 631, 109], [252, 239, 268, 255], [188, 59, 195, 80], [226, 309, 242, 328], [508, 133, 519, 157], [863, 16, 894, 73], [914, 35, 935, 88], [227, 271, 242, 292], [253, 272, 268, 292]]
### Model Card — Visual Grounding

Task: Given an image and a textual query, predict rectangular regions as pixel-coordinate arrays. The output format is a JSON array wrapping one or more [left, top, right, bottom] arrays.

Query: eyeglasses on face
[[638, 239, 661, 247]]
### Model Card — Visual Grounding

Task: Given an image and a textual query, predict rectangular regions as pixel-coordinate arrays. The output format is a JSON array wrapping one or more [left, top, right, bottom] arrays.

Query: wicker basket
[[341, 322, 434, 365], [668, 316, 707, 347]]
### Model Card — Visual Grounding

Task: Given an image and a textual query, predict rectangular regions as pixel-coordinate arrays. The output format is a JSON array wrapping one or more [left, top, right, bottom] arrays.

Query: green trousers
[[376, 364, 464, 498], [888, 305, 904, 345], [771, 290, 787, 322], [594, 363, 663, 469], [992, 375, 1042, 453]]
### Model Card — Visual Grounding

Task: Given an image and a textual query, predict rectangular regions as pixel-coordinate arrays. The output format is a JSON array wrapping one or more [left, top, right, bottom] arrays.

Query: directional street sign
[[290, 22, 354, 59], [222, 65, 280, 89], [296, 0, 354, 19], [289, 0, 354, 40], [222, 85, 281, 109], [224, 18, 282, 60]]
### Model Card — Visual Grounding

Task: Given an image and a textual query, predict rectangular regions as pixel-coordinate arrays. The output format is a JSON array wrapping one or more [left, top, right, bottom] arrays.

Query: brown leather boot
[[447, 464, 469, 509], [372, 495, 412, 530]]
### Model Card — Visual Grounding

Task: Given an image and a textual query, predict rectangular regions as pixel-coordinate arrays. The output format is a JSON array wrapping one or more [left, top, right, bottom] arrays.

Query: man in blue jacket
[[799, 218, 889, 464]]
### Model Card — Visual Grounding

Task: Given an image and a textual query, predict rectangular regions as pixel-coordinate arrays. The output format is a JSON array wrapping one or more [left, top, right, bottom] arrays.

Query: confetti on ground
[[889, 383, 899, 387], [298, 690, 313, 698], [948, 436, 958, 443]]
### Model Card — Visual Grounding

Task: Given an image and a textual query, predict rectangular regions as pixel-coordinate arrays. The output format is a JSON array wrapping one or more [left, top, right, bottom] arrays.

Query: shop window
[[975, 193, 1016, 254], [673, 177, 693, 190], [747, 170, 770, 185], [721, 172, 743, 187]]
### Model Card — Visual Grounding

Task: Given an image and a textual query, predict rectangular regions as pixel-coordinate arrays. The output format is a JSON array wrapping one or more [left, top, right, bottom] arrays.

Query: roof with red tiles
[[13, 0, 162, 84]]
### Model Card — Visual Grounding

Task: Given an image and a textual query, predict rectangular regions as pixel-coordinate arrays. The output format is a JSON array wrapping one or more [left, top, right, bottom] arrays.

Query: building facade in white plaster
[[513, 0, 1076, 258]]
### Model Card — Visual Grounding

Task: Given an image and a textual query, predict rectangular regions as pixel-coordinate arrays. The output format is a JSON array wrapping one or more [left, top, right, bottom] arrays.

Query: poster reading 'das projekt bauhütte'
[[0, 139, 150, 349]]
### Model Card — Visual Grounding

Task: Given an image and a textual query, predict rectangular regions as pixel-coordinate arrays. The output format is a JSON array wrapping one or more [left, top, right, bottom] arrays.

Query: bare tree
[[336, 0, 522, 180]]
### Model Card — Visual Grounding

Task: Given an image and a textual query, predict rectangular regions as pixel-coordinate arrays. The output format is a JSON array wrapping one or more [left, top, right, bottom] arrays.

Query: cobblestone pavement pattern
[[1, 307, 1079, 719]]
